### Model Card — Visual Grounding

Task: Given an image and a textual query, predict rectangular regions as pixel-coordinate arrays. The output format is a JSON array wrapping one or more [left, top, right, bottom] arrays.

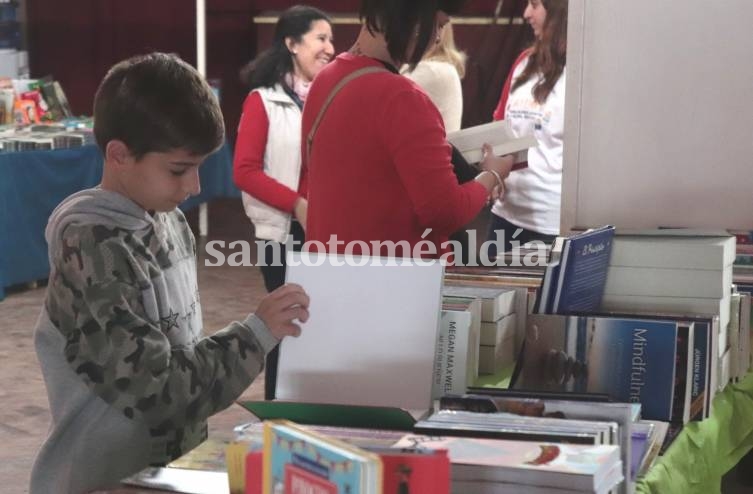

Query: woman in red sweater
[[302, 0, 513, 259], [233, 5, 333, 399]]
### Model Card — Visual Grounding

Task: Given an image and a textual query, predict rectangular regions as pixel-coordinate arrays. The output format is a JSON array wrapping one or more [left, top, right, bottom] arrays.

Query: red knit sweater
[[302, 53, 488, 257]]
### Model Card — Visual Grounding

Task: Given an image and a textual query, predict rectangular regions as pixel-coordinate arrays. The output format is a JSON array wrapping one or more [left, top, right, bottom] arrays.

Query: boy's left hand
[[256, 283, 310, 339]]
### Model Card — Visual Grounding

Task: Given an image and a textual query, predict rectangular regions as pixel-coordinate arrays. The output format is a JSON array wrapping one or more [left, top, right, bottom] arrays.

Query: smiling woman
[[233, 5, 334, 400]]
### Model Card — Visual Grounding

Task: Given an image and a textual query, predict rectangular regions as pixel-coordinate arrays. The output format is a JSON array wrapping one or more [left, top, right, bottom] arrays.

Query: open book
[[447, 120, 537, 164]]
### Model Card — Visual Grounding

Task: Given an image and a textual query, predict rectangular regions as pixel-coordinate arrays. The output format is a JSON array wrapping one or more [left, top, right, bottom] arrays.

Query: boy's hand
[[256, 283, 310, 339]]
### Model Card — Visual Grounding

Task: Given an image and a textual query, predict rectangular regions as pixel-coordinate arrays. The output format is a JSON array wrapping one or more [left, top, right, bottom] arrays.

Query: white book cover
[[277, 252, 444, 412], [433, 309, 474, 399], [600, 293, 731, 333], [603, 265, 733, 299], [480, 313, 518, 346], [121, 467, 228, 494], [609, 234, 736, 269], [478, 340, 515, 375], [443, 285, 517, 322], [446, 119, 537, 164]]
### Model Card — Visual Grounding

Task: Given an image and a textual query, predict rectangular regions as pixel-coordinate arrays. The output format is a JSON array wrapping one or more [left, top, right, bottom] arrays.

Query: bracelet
[[486, 169, 504, 189]]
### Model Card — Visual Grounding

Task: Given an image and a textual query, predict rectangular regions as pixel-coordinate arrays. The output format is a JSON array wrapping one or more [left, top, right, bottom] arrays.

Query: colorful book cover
[[263, 420, 382, 494], [514, 315, 680, 421], [552, 226, 615, 314], [392, 434, 620, 491]]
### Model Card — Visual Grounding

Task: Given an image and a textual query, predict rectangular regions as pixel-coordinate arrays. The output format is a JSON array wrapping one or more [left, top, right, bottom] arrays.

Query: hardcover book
[[263, 420, 382, 494], [512, 314, 692, 422], [551, 226, 615, 314]]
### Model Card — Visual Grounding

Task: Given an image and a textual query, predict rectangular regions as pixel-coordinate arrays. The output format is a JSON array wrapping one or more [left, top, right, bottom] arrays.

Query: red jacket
[[302, 53, 487, 257]]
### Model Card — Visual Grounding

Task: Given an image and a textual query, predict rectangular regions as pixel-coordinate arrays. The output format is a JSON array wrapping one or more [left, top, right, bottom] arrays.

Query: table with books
[[0, 142, 239, 300]]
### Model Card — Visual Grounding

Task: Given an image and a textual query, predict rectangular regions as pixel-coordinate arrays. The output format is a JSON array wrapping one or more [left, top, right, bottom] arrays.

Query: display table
[[0, 143, 239, 300], [474, 365, 753, 493]]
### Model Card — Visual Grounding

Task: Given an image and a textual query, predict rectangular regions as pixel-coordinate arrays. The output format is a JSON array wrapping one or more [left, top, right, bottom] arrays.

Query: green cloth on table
[[637, 371, 753, 494], [474, 364, 514, 389]]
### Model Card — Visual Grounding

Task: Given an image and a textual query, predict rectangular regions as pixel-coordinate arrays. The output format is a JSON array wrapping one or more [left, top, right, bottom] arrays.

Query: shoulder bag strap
[[306, 66, 388, 166]]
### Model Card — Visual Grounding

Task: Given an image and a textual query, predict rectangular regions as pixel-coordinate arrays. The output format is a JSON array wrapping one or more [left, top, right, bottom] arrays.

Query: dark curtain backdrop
[[26, 0, 530, 142]]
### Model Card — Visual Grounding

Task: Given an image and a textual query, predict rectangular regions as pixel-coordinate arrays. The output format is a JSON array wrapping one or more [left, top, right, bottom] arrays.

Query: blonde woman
[[402, 23, 466, 132]]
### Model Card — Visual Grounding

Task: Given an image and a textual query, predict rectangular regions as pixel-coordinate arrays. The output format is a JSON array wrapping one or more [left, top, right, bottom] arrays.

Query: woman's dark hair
[[360, 0, 466, 69], [240, 5, 332, 89], [512, 0, 568, 104]]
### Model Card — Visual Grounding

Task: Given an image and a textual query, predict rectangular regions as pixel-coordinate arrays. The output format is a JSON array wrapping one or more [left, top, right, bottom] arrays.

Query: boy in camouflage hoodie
[[30, 53, 310, 494]]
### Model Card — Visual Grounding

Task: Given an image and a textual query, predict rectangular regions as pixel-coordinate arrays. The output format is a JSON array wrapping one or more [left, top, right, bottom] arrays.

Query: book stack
[[420, 394, 650, 494], [443, 285, 518, 377], [444, 266, 543, 355], [599, 231, 736, 393], [393, 434, 623, 494]]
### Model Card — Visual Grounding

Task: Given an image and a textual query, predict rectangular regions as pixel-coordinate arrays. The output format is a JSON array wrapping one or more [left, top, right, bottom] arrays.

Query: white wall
[[562, 0, 753, 231]]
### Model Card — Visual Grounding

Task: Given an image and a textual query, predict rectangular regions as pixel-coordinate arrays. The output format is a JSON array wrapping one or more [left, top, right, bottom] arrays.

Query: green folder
[[238, 400, 426, 431]]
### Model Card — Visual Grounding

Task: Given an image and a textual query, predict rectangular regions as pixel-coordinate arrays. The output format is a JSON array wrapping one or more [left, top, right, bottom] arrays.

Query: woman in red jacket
[[233, 5, 333, 399], [302, 0, 513, 260]]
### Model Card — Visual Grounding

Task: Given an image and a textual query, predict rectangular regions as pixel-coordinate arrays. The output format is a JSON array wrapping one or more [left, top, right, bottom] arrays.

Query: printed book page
[[447, 120, 537, 164]]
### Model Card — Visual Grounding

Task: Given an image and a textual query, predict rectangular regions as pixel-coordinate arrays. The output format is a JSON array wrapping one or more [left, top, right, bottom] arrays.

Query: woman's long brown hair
[[512, 0, 568, 104]]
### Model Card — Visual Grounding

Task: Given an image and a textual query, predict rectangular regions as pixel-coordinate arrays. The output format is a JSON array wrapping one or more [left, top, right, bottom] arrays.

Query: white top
[[492, 56, 566, 235], [403, 60, 463, 133]]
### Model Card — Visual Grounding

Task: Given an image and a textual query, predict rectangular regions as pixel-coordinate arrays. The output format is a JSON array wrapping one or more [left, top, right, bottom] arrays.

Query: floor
[[1, 198, 751, 493]]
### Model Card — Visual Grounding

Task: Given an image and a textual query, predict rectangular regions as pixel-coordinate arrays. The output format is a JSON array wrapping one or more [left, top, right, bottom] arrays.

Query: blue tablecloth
[[0, 143, 239, 300]]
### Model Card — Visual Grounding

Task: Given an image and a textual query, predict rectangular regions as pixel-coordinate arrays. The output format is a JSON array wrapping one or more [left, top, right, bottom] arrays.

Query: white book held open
[[447, 119, 537, 164], [277, 252, 445, 413]]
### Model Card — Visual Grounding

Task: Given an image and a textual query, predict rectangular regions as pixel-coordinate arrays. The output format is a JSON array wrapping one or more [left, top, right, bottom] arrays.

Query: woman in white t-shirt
[[486, 0, 568, 256]]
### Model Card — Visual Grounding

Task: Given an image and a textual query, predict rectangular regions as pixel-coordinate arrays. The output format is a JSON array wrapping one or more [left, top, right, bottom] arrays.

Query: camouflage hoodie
[[30, 188, 278, 494]]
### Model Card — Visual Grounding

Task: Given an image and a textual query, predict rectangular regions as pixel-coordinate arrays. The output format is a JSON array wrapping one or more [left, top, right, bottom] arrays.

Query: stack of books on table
[[394, 433, 622, 494], [425, 392, 670, 494], [443, 285, 518, 378], [443, 266, 544, 373], [598, 231, 736, 395]]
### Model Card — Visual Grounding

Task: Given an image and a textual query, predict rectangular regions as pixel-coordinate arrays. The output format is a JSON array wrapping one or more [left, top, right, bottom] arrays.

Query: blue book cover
[[514, 315, 679, 421], [551, 226, 615, 314]]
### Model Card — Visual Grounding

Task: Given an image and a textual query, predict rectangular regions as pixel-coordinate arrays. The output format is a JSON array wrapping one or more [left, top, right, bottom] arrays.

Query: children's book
[[392, 434, 621, 492], [263, 420, 383, 494]]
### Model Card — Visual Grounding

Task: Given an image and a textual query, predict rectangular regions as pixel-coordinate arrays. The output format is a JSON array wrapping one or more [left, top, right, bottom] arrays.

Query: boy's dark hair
[[93, 52, 225, 160], [240, 5, 332, 90], [360, 0, 466, 69]]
